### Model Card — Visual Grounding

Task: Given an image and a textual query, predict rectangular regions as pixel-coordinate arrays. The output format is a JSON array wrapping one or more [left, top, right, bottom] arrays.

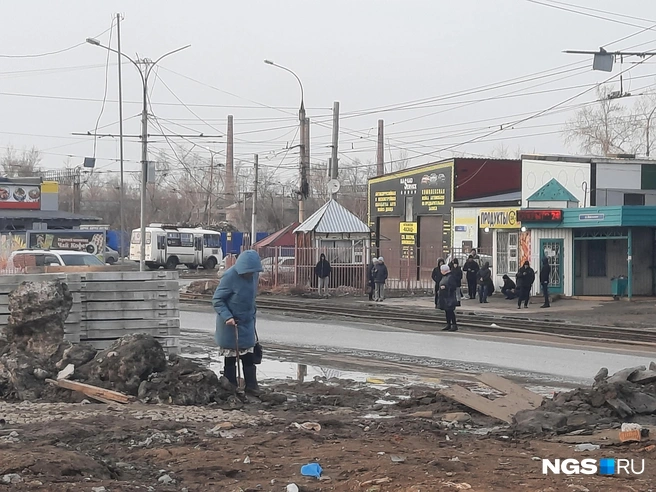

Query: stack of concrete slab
[[0, 270, 180, 352]]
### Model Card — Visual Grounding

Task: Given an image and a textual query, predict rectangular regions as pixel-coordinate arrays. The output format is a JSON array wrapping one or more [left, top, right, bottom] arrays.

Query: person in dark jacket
[[477, 261, 491, 304], [432, 258, 446, 308], [539, 257, 552, 308], [463, 255, 480, 300], [212, 249, 263, 396], [367, 257, 378, 301], [501, 274, 517, 299], [373, 256, 388, 302], [438, 264, 460, 331], [449, 258, 463, 306], [516, 260, 536, 309], [315, 253, 332, 296]]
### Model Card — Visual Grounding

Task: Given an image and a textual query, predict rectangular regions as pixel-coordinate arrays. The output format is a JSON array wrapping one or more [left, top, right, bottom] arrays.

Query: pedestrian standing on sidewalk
[[477, 261, 491, 304], [516, 260, 535, 309], [432, 258, 446, 308], [373, 256, 388, 302], [463, 255, 479, 300], [540, 257, 551, 308], [438, 264, 459, 331], [212, 249, 263, 396], [315, 253, 332, 297], [367, 257, 378, 301], [450, 258, 463, 306]]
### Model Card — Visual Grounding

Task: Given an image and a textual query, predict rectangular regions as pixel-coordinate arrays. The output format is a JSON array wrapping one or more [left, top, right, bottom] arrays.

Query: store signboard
[[479, 208, 520, 229], [0, 184, 41, 210]]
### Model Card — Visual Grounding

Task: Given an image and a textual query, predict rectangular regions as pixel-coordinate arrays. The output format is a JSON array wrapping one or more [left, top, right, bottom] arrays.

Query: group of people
[[367, 257, 389, 302], [500, 257, 551, 309], [432, 250, 553, 331]]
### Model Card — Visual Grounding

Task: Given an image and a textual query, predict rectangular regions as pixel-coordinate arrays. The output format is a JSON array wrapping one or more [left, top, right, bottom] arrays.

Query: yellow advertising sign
[[399, 222, 418, 234], [479, 209, 520, 229]]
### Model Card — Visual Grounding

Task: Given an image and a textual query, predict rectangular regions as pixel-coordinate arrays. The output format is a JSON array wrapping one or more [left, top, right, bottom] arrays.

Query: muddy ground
[[1, 377, 655, 492]]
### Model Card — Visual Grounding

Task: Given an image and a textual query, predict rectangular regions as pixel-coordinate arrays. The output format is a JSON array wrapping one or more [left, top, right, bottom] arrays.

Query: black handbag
[[253, 326, 263, 365]]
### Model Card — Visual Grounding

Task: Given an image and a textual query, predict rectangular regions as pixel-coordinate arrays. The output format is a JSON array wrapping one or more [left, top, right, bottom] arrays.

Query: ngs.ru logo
[[542, 458, 645, 475]]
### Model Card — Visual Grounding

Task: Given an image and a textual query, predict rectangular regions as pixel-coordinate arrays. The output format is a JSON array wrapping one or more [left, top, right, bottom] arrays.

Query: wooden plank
[[46, 378, 133, 404], [477, 373, 543, 409], [440, 385, 515, 423], [82, 309, 179, 320], [82, 300, 179, 312]]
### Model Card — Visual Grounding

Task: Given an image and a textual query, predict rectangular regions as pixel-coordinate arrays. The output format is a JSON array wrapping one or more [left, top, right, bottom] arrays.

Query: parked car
[[105, 246, 119, 264], [8, 249, 106, 269], [260, 256, 295, 284]]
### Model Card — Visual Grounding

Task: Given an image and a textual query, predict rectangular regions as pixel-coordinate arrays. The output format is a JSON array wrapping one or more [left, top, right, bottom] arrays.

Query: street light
[[264, 59, 308, 222], [87, 37, 190, 271]]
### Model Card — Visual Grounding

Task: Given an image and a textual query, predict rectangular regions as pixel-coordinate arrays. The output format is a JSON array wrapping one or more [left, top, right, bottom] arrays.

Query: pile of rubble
[[186, 279, 218, 295], [513, 364, 656, 435], [0, 280, 233, 405]]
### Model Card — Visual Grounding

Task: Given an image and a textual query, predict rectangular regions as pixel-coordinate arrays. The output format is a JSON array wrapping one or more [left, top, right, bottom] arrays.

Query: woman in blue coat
[[212, 249, 263, 395]]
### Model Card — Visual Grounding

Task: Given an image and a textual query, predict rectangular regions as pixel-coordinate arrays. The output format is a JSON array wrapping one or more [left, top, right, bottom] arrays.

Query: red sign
[[517, 209, 563, 222]]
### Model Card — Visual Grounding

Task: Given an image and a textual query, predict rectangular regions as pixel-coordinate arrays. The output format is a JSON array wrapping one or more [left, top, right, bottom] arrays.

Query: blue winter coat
[[212, 250, 263, 350]]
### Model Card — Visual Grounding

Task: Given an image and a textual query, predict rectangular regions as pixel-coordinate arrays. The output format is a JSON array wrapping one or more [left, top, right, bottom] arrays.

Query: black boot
[[441, 324, 452, 331], [243, 366, 261, 397], [223, 364, 238, 387], [449, 323, 458, 332]]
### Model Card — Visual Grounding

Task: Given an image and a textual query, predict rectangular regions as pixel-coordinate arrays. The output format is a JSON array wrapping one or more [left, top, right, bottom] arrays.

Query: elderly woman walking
[[438, 264, 459, 332], [212, 249, 263, 396]]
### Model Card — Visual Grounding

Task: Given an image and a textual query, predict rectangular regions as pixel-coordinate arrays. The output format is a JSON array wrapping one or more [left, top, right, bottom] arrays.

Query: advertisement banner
[[27, 230, 106, 261], [0, 184, 41, 210]]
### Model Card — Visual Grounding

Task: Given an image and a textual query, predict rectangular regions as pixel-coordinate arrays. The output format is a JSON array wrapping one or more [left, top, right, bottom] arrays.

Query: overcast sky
[[1, 0, 656, 188]]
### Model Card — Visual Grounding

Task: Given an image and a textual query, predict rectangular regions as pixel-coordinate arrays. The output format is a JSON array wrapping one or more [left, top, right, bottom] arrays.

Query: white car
[[9, 249, 106, 269]]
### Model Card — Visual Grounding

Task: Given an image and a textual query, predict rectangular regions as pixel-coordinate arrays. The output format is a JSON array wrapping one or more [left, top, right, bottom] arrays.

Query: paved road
[[181, 308, 656, 385]]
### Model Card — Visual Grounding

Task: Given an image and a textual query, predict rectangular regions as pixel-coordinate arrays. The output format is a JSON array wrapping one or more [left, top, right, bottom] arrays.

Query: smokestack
[[226, 115, 234, 204]]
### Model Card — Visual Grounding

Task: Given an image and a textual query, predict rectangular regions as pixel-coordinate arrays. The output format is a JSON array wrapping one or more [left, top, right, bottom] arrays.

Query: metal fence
[[255, 245, 493, 295]]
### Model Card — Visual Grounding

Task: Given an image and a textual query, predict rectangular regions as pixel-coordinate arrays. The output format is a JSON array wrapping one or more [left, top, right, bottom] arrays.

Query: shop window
[[320, 240, 353, 263], [624, 193, 645, 205], [587, 241, 607, 277], [496, 232, 518, 274]]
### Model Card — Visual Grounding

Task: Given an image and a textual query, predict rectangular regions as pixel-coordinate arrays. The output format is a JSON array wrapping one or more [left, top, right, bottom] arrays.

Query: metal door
[[194, 236, 204, 266], [540, 239, 564, 294]]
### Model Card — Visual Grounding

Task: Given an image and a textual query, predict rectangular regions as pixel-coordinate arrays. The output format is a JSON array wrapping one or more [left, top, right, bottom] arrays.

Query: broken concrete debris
[[0, 280, 234, 406], [513, 364, 656, 435]]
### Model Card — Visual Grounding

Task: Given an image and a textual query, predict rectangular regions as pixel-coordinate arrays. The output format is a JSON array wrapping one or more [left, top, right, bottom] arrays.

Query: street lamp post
[[264, 59, 307, 222], [87, 37, 190, 271]]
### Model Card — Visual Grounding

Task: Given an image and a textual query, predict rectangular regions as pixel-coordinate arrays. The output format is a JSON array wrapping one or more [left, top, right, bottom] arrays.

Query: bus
[[129, 224, 223, 270]]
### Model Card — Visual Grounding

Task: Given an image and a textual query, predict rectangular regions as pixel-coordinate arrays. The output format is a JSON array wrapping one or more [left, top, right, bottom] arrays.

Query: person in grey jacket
[[212, 250, 263, 396], [373, 256, 388, 302]]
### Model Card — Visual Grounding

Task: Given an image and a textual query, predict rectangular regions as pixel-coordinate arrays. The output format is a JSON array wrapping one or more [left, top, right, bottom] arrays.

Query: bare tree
[[1, 146, 41, 177], [565, 86, 641, 156]]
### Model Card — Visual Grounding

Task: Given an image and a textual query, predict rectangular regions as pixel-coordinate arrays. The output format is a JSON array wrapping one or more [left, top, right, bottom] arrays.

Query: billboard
[[27, 230, 106, 261], [0, 184, 41, 210], [368, 162, 454, 219]]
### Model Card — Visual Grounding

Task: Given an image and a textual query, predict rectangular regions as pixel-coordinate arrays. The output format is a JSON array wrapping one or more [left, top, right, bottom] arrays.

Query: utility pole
[[116, 13, 126, 262], [226, 115, 235, 205], [207, 152, 215, 224], [330, 101, 340, 200], [251, 154, 258, 247], [299, 104, 306, 222], [377, 119, 385, 176]]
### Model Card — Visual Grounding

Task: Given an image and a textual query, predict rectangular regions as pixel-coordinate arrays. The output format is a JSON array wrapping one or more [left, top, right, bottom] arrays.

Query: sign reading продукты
[[579, 214, 605, 221], [479, 209, 520, 229]]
